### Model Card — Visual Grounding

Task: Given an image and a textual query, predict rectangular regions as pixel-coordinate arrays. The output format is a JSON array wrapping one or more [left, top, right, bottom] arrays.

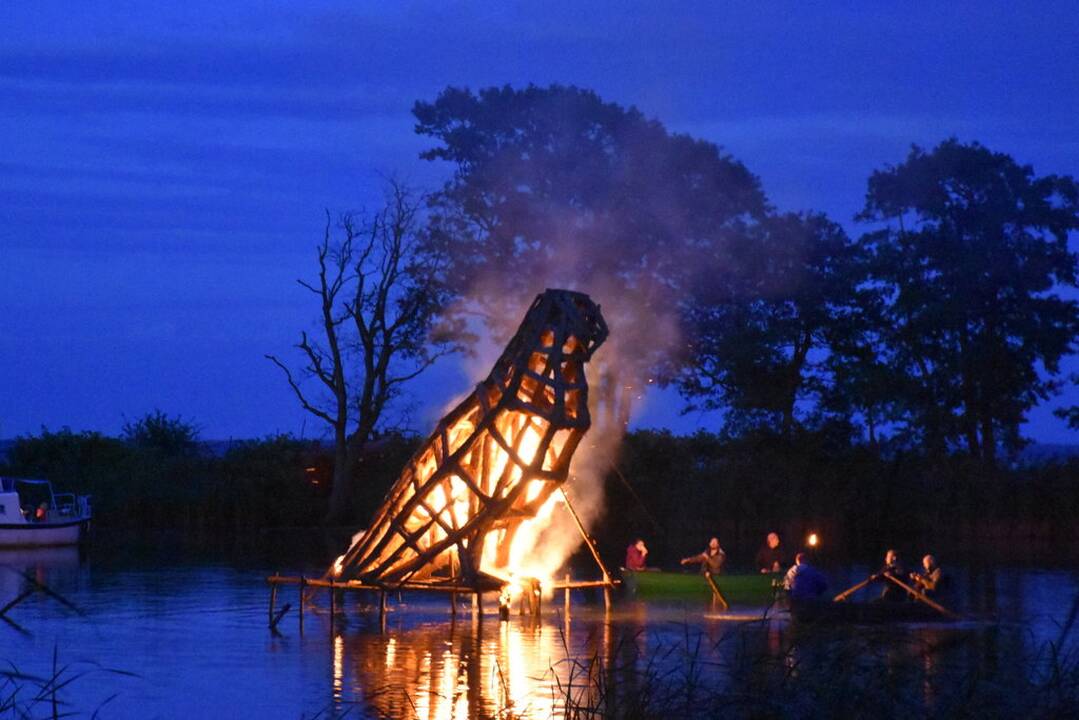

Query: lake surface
[[2, 540, 1078, 718]]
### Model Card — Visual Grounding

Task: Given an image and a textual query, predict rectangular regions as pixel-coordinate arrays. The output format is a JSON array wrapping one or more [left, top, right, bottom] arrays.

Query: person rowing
[[680, 537, 726, 575], [910, 554, 944, 597], [875, 549, 908, 602]]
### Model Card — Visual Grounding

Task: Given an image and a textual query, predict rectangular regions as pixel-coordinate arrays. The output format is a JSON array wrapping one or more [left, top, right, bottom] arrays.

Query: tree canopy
[[414, 84, 769, 427], [679, 212, 868, 438], [858, 138, 1079, 463]]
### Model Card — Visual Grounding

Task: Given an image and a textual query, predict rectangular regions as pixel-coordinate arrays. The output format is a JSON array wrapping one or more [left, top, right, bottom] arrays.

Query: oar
[[883, 573, 961, 620], [833, 575, 878, 602], [704, 571, 729, 611]]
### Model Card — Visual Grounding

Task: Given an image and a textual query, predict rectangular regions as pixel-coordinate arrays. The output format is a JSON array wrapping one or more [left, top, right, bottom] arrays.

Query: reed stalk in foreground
[[379, 621, 1079, 720]]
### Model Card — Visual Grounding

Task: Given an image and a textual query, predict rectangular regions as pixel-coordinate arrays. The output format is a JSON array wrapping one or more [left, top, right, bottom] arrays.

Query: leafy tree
[[1054, 375, 1079, 430], [858, 139, 1079, 466], [414, 84, 768, 429], [215, 435, 326, 529], [2, 427, 130, 501], [1056, 406, 1079, 430], [679, 212, 867, 438], [267, 180, 460, 525], [121, 409, 200, 457]]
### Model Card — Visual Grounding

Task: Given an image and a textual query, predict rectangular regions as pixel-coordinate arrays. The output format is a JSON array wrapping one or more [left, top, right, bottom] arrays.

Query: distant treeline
[[3, 416, 1077, 564]]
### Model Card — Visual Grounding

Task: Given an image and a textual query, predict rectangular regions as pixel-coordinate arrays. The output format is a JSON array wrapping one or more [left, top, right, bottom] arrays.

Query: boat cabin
[[0, 477, 30, 524], [0, 477, 92, 527]]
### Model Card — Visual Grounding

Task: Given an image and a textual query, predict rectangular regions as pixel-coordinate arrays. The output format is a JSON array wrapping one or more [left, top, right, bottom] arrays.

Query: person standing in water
[[680, 537, 726, 575]]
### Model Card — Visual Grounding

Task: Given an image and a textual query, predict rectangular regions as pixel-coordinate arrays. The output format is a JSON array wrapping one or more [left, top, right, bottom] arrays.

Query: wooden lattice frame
[[332, 289, 608, 590]]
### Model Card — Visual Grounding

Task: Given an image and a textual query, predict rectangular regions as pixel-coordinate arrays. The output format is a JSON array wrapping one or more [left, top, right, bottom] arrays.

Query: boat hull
[[0, 519, 87, 548], [790, 599, 947, 624], [623, 570, 779, 605]]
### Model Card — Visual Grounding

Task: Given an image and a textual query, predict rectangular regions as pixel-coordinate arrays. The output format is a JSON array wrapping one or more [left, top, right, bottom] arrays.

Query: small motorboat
[[0, 477, 92, 548]]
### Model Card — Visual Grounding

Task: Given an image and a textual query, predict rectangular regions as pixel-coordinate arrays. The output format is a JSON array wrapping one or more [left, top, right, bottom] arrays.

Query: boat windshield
[[10, 478, 56, 510]]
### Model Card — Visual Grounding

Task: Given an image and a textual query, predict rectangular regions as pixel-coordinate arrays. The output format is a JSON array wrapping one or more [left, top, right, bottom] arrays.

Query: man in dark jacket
[[755, 532, 785, 573], [877, 549, 908, 602], [681, 537, 726, 575]]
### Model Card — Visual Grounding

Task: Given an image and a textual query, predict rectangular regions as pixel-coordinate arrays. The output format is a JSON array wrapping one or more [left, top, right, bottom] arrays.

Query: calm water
[[1, 542, 1077, 718]]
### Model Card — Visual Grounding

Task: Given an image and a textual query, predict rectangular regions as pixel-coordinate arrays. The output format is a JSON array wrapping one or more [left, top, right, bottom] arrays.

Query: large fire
[[330, 290, 608, 597]]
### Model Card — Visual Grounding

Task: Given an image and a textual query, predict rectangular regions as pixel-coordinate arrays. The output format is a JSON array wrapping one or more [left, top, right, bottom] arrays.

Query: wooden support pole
[[559, 488, 610, 577], [269, 575, 279, 627], [329, 579, 336, 632], [530, 578, 541, 617], [379, 591, 388, 630], [559, 486, 617, 612], [563, 573, 571, 622], [270, 603, 291, 631], [498, 591, 511, 621], [451, 591, 457, 617], [298, 576, 305, 633], [473, 592, 482, 619]]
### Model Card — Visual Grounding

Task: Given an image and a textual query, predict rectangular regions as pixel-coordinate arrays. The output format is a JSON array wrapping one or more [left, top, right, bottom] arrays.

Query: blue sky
[[3, 2, 1079, 441]]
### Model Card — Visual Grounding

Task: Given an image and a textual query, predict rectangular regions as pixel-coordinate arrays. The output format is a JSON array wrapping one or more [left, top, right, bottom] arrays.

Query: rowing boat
[[622, 569, 779, 605], [789, 598, 949, 624]]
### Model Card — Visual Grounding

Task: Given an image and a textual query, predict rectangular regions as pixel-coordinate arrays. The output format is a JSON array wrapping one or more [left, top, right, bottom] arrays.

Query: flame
[[391, 388, 577, 590], [331, 290, 609, 596]]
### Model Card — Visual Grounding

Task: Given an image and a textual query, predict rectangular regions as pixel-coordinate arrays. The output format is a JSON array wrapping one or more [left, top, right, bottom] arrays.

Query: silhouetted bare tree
[[268, 180, 460, 524]]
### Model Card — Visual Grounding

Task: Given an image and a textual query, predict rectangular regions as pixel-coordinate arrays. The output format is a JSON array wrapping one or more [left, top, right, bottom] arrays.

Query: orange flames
[[330, 290, 608, 596]]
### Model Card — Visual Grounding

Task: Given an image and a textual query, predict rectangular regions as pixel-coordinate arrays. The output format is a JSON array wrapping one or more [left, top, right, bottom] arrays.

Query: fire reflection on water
[[329, 614, 586, 719]]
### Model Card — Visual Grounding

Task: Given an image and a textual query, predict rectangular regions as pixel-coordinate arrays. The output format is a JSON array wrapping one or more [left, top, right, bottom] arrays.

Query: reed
[[0, 646, 137, 720], [519, 623, 1079, 719]]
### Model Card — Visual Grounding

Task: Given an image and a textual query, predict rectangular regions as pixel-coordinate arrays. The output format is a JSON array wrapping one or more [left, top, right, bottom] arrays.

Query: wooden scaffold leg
[[269, 574, 279, 627], [298, 576, 306, 633]]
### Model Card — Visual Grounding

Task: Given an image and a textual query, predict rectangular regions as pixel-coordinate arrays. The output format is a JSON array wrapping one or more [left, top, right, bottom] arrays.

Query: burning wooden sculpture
[[331, 289, 608, 592]]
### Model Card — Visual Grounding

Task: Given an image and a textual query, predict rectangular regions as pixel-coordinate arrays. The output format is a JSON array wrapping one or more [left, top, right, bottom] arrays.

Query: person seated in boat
[[875, 548, 908, 602], [910, 554, 943, 597], [755, 532, 785, 574], [680, 537, 726, 575], [624, 538, 649, 571], [784, 552, 828, 601], [34, 502, 48, 523]]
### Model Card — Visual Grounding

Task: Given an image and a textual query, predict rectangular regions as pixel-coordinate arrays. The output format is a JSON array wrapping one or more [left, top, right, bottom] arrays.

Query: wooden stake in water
[[298, 576, 305, 633], [269, 573, 279, 627], [564, 573, 571, 621]]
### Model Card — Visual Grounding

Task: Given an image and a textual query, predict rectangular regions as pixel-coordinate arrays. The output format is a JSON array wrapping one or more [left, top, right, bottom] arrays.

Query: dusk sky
[[4, 2, 1079, 442]]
